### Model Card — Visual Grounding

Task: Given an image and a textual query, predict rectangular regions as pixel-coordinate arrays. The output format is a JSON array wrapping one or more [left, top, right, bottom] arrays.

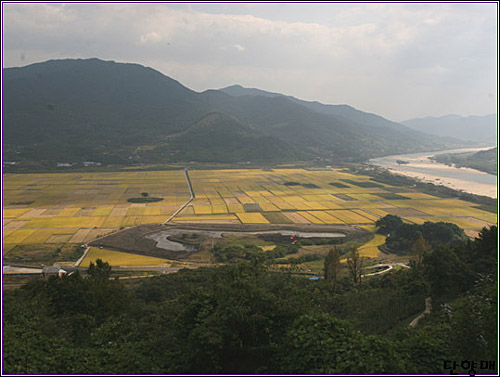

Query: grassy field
[[3, 168, 497, 266]]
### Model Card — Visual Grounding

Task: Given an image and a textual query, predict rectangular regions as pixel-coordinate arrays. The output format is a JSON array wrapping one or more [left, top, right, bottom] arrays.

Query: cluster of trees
[[3, 226, 497, 374], [126, 193, 163, 203], [282, 182, 319, 188], [274, 253, 322, 265], [376, 214, 467, 253], [298, 237, 343, 246], [211, 243, 299, 263], [257, 232, 345, 246], [431, 147, 497, 176]]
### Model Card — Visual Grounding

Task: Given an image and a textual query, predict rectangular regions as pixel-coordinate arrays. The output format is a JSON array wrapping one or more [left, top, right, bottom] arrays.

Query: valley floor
[[2, 167, 497, 270]]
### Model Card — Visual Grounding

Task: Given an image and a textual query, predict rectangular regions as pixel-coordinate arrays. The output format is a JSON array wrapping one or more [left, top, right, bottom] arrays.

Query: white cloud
[[2, 3, 497, 120], [139, 32, 163, 44]]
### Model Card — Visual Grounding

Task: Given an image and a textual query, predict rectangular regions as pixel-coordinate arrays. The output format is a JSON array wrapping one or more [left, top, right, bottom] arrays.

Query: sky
[[2, 2, 498, 122]]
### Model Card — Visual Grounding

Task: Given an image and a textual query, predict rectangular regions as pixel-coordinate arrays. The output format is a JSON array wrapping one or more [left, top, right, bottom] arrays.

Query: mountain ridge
[[401, 114, 497, 144], [219, 85, 464, 141], [3, 58, 464, 166]]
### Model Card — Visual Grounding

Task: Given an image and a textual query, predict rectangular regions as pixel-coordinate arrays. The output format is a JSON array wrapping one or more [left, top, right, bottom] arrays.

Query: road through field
[[361, 262, 409, 277], [74, 246, 90, 267], [164, 168, 195, 224]]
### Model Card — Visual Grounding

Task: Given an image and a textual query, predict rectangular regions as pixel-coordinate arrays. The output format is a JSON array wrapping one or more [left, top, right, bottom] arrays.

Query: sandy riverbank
[[386, 166, 497, 198], [370, 147, 498, 199]]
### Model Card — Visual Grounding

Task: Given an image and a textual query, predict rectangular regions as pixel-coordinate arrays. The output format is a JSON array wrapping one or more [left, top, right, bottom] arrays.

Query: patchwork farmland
[[2, 168, 497, 264], [173, 169, 496, 233], [3, 171, 190, 256]]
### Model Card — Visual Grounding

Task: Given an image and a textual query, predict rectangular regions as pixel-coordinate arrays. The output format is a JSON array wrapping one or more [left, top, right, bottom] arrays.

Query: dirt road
[[408, 297, 432, 328]]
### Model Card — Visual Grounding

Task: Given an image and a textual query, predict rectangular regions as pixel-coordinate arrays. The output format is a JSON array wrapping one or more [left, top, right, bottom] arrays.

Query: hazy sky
[[2, 2, 498, 121]]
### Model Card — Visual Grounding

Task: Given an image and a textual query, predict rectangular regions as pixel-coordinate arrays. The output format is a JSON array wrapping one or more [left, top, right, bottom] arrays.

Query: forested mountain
[[220, 84, 451, 140], [431, 147, 498, 175], [402, 114, 497, 143], [3, 58, 462, 166]]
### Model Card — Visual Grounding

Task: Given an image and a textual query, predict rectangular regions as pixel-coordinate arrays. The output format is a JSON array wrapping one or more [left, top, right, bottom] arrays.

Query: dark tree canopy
[[376, 214, 403, 235], [2, 226, 497, 375], [376, 215, 468, 254]]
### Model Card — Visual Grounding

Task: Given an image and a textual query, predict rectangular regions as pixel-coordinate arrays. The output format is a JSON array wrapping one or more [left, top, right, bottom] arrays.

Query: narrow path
[[114, 274, 157, 280], [361, 262, 409, 277], [76, 169, 195, 246], [3, 267, 43, 274], [163, 168, 195, 224], [74, 247, 90, 267], [408, 297, 432, 328], [362, 265, 393, 276], [73, 168, 193, 267], [355, 207, 382, 219]]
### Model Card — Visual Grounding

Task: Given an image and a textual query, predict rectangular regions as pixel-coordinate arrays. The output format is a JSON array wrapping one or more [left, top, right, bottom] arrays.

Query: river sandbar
[[370, 147, 497, 199]]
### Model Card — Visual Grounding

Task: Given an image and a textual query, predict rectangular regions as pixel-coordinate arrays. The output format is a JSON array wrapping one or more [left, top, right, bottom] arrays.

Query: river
[[147, 229, 346, 252], [368, 147, 498, 199]]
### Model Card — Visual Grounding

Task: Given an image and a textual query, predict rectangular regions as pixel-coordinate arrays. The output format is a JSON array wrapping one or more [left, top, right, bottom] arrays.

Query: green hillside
[[3, 58, 462, 166], [431, 147, 497, 175]]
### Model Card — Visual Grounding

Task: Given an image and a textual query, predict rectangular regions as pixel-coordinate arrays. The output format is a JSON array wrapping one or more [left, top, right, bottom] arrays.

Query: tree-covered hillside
[[431, 147, 498, 175], [3, 226, 497, 374], [3, 58, 462, 167]]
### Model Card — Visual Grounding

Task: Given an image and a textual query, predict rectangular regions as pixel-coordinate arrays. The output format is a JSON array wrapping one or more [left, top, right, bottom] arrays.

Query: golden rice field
[[358, 234, 387, 258], [3, 168, 497, 263], [3, 170, 190, 252], [173, 168, 496, 232], [80, 247, 169, 267]]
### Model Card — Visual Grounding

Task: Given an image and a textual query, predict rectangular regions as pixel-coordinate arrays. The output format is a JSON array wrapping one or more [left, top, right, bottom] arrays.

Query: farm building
[[41, 266, 77, 279]]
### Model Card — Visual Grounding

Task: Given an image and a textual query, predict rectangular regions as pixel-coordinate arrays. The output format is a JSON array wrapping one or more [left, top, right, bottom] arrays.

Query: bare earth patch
[[89, 223, 367, 261]]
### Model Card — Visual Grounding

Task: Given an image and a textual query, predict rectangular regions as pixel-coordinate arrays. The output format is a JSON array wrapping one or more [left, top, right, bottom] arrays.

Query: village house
[[41, 266, 77, 279]]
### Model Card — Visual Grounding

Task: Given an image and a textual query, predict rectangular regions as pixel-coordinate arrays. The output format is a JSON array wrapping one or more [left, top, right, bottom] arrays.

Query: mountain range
[[2, 58, 465, 166], [401, 114, 497, 144]]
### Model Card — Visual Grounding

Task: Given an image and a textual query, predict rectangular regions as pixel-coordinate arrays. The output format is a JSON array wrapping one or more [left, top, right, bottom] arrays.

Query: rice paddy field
[[3, 168, 497, 264], [3, 171, 190, 256], [79, 247, 169, 268], [174, 169, 496, 233]]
